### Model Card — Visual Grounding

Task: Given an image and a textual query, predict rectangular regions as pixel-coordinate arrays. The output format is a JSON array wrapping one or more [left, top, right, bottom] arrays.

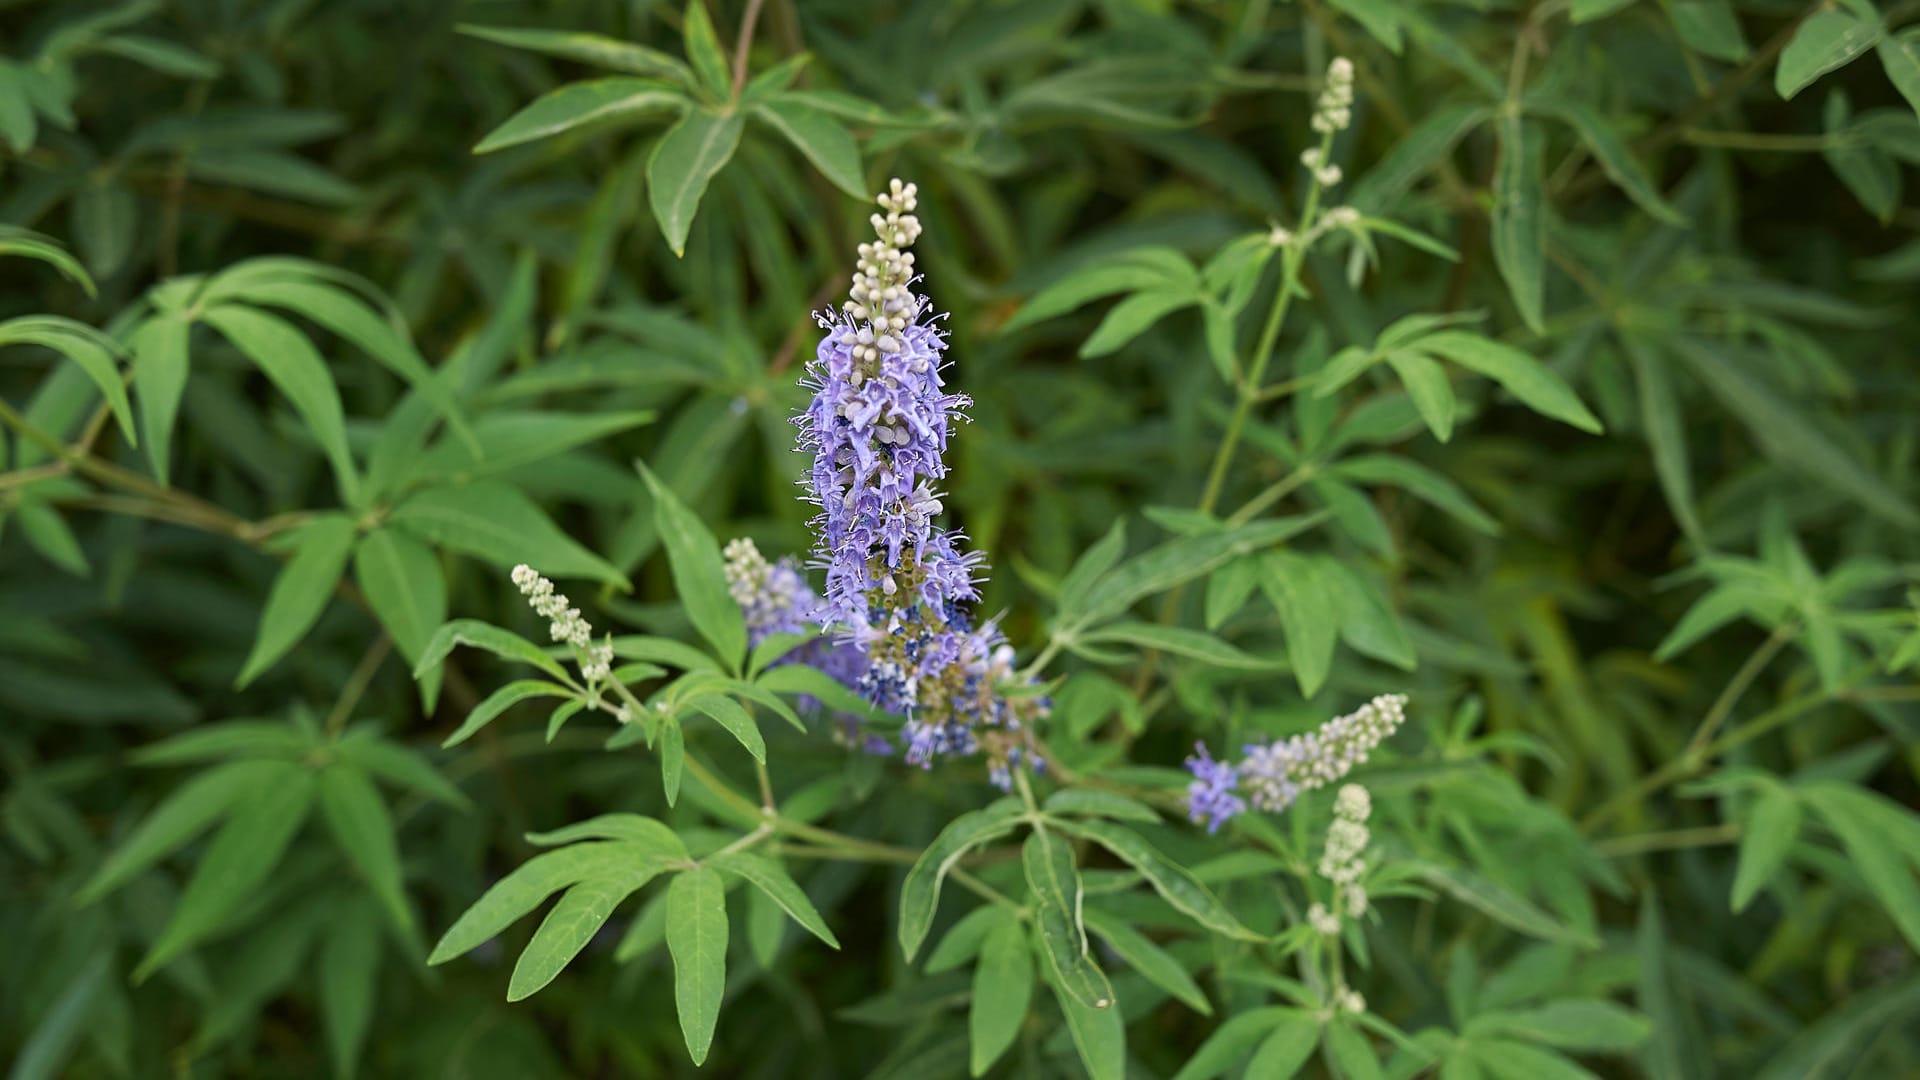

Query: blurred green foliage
[[4, 0, 1920, 1076]]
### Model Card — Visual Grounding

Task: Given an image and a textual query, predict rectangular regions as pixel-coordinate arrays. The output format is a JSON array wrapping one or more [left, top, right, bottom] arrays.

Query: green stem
[[1685, 625, 1794, 757], [1596, 823, 1741, 858]]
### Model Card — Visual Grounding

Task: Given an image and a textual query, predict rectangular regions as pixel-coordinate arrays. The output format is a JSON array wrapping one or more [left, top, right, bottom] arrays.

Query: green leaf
[[203, 304, 360, 503], [1204, 555, 1261, 630], [0, 316, 136, 451], [237, 515, 356, 687], [1409, 861, 1598, 947], [234, 279, 475, 453], [415, 618, 573, 685], [1536, 100, 1685, 223], [318, 764, 414, 936], [1246, 1012, 1322, 1079], [391, 481, 628, 587], [1043, 789, 1161, 824], [1420, 330, 1603, 434], [754, 97, 865, 197], [510, 868, 660, 1001], [1669, 0, 1748, 62], [639, 463, 747, 670], [1881, 32, 1920, 120], [648, 108, 744, 257], [72, 179, 134, 278], [899, 799, 1026, 960], [1170, 1007, 1294, 1080], [1381, 350, 1456, 441], [0, 60, 40, 152], [927, 906, 1004, 974], [1622, 339, 1705, 549], [666, 866, 729, 1065], [1803, 783, 1920, 952], [1260, 550, 1342, 697], [1775, 12, 1881, 100], [0, 225, 96, 295], [1081, 621, 1272, 670], [1332, 454, 1498, 536], [443, 679, 576, 748], [1083, 908, 1210, 1014], [682, 0, 732, 98], [456, 24, 694, 83], [130, 313, 190, 483], [1080, 289, 1197, 358], [1041, 943, 1126, 1080], [474, 77, 685, 153], [1472, 1000, 1652, 1052], [524, 814, 687, 854], [1004, 258, 1187, 333], [8, 952, 109, 1080], [139, 764, 317, 979], [1491, 114, 1546, 333], [429, 841, 638, 963], [970, 914, 1033, 1075], [1323, 1023, 1383, 1080], [686, 693, 764, 762], [1325, 562, 1419, 670], [711, 851, 838, 947], [316, 909, 379, 1080], [660, 719, 685, 805], [1078, 517, 1327, 623], [1672, 337, 1918, 527], [333, 735, 470, 810], [1058, 518, 1128, 615], [1054, 819, 1259, 940], [1327, 0, 1404, 51], [353, 528, 446, 707], [1731, 787, 1801, 912], [1023, 830, 1114, 1010], [78, 758, 290, 904]]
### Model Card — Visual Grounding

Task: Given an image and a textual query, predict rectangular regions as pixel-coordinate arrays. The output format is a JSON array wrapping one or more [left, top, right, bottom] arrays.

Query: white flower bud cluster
[[1338, 988, 1366, 1015], [1320, 783, 1372, 887], [1312, 57, 1354, 134], [1308, 902, 1341, 936], [722, 538, 776, 609], [845, 178, 924, 368], [1301, 147, 1342, 188], [512, 564, 591, 649]]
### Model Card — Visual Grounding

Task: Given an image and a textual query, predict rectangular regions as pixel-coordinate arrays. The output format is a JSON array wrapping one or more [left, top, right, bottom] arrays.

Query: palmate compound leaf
[[898, 798, 1027, 960]]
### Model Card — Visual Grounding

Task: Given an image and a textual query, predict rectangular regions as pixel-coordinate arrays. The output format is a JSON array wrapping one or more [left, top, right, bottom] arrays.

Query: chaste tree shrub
[[4, 0, 1920, 1077]]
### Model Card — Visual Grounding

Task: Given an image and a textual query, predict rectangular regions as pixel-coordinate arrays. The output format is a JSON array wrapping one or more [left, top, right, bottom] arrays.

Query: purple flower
[[794, 179, 1048, 782], [1185, 743, 1246, 833]]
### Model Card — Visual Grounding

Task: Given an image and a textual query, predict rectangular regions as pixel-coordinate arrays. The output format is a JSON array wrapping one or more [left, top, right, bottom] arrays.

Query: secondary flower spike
[[796, 179, 1047, 784], [1185, 693, 1407, 829]]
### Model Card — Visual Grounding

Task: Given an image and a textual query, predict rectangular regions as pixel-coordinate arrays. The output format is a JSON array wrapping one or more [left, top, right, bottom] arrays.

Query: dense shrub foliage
[[5, 0, 1920, 1076]]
